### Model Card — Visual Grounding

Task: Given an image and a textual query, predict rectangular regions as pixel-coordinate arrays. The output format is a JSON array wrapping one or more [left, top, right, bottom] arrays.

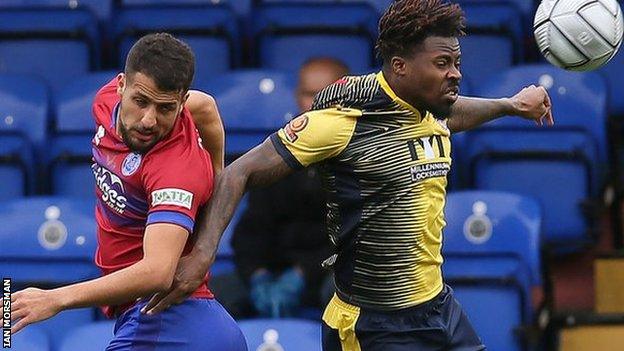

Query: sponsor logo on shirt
[[151, 188, 193, 210], [283, 115, 309, 143], [93, 164, 128, 213]]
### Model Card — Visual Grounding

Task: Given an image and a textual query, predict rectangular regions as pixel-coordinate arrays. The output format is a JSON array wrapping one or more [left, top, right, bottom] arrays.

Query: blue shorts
[[322, 285, 486, 351], [106, 298, 247, 351]]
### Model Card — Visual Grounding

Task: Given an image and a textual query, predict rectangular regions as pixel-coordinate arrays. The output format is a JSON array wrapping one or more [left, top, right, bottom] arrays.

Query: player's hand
[[510, 85, 554, 126], [11, 287, 63, 334], [142, 253, 207, 315]]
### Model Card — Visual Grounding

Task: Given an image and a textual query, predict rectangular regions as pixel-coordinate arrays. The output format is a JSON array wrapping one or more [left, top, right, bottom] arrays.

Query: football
[[534, 0, 624, 71]]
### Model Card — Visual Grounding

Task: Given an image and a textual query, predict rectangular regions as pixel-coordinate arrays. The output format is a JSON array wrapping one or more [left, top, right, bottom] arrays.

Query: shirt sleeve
[[142, 142, 213, 234], [270, 107, 359, 169]]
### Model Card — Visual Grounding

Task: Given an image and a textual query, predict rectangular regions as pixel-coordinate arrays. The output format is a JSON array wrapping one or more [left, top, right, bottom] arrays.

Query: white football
[[534, 0, 624, 71]]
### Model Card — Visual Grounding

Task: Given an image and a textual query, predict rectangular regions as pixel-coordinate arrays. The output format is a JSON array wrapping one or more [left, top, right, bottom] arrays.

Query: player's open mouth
[[444, 87, 459, 102]]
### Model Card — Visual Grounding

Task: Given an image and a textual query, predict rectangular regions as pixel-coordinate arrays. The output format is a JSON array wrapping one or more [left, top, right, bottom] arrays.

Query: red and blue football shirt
[[91, 78, 214, 317]]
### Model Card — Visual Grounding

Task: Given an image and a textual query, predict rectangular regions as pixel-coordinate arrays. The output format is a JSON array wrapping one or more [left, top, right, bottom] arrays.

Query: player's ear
[[117, 73, 126, 95], [391, 56, 407, 76]]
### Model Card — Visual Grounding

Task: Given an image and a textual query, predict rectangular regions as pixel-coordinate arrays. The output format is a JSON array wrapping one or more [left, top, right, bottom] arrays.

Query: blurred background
[[0, 0, 624, 350]]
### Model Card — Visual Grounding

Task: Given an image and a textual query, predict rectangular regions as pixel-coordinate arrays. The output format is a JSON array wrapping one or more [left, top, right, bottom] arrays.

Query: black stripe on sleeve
[[270, 133, 304, 170]]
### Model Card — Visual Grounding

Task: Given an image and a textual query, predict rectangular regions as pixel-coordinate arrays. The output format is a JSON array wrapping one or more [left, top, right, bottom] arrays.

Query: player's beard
[[118, 118, 159, 154]]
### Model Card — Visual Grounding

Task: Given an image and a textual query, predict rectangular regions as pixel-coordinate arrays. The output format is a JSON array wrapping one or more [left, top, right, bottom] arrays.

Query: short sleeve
[[142, 143, 213, 233], [270, 107, 359, 169]]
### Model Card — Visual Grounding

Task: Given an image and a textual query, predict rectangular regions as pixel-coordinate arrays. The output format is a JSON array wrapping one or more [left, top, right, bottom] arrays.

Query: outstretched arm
[[447, 85, 554, 133], [142, 139, 295, 314]]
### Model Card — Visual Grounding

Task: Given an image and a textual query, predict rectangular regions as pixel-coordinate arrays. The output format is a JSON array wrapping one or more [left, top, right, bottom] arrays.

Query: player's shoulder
[[311, 72, 381, 110]]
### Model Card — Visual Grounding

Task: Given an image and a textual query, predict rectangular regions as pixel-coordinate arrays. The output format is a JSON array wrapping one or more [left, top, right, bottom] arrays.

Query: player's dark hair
[[125, 32, 195, 93], [376, 0, 465, 63]]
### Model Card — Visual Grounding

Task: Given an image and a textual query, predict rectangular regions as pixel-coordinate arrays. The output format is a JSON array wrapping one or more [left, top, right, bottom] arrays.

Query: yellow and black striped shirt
[[270, 72, 451, 310]]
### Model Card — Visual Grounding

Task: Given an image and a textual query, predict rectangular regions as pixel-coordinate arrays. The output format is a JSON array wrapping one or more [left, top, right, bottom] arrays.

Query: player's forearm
[[446, 96, 515, 133], [192, 162, 249, 267], [52, 260, 171, 310]]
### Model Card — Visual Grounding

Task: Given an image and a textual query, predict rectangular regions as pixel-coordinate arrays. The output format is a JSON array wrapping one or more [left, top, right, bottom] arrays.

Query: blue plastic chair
[[0, 196, 99, 286], [197, 70, 298, 157], [59, 321, 116, 351], [0, 196, 99, 350], [0, 74, 48, 197], [113, 4, 238, 77], [466, 64, 607, 248], [253, 2, 379, 73], [0, 8, 99, 92], [48, 71, 115, 196], [238, 318, 321, 351], [453, 284, 524, 351], [443, 190, 542, 351]]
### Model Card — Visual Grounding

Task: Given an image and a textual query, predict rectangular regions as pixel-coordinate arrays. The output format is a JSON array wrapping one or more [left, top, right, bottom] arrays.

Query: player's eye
[[159, 105, 175, 113], [134, 98, 147, 107]]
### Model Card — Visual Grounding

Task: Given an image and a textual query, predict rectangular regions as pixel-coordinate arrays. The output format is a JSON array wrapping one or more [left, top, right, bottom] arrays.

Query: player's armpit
[[186, 90, 225, 175], [142, 223, 190, 292]]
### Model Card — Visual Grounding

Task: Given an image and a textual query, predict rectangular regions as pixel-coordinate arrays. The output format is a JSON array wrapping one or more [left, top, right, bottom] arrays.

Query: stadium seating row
[[0, 190, 542, 351], [0, 0, 535, 92]]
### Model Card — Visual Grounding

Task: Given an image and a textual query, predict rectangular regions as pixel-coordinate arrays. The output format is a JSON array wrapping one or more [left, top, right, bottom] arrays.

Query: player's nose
[[140, 108, 158, 129]]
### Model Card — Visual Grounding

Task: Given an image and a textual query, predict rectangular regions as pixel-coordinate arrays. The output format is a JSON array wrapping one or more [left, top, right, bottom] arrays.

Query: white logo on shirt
[[151, 188, 194, 210], [94, 125, 105, 146]]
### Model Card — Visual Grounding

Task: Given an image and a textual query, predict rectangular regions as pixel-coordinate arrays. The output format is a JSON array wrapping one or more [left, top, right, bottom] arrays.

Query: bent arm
[[53, 223, 188, 309], [186, 90, 225, 175], [192, 138, 295, 267]]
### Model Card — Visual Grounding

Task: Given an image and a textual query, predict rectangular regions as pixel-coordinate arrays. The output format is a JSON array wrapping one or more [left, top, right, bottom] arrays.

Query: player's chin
[[430, 100, 454, 120], [128, 138, 157, 154]]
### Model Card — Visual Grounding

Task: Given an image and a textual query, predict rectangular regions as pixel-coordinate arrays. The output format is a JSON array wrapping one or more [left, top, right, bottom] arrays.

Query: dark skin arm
[[447, 85, 554, 133], [142, 139, 294, 314]]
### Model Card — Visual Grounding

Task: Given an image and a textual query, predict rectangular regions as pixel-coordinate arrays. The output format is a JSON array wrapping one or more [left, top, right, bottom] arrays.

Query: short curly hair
[[376, 0, 465, 63]]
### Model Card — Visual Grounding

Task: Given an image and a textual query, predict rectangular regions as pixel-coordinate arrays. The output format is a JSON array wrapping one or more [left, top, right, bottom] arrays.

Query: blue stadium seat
[[253, 2, 379, 73], [49, 71, 116, 196], [0, 8, 99, 92], [59, 321, 116, 351], [196, 70, 298, 157], [460, 35, 514, 81], [443, 190, 542, 351], [458, 3, 523, 80], [467, 64, 607, 248], [238, 318, 321, 351], [0, 74, 48, 198], [0, 196, 98, 287], [8, 324, 49, 351], [0, 196, 99, 350], [0, 0, 113, 23], [453, 285, 524, 351], [113, 3, 238, 77]]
